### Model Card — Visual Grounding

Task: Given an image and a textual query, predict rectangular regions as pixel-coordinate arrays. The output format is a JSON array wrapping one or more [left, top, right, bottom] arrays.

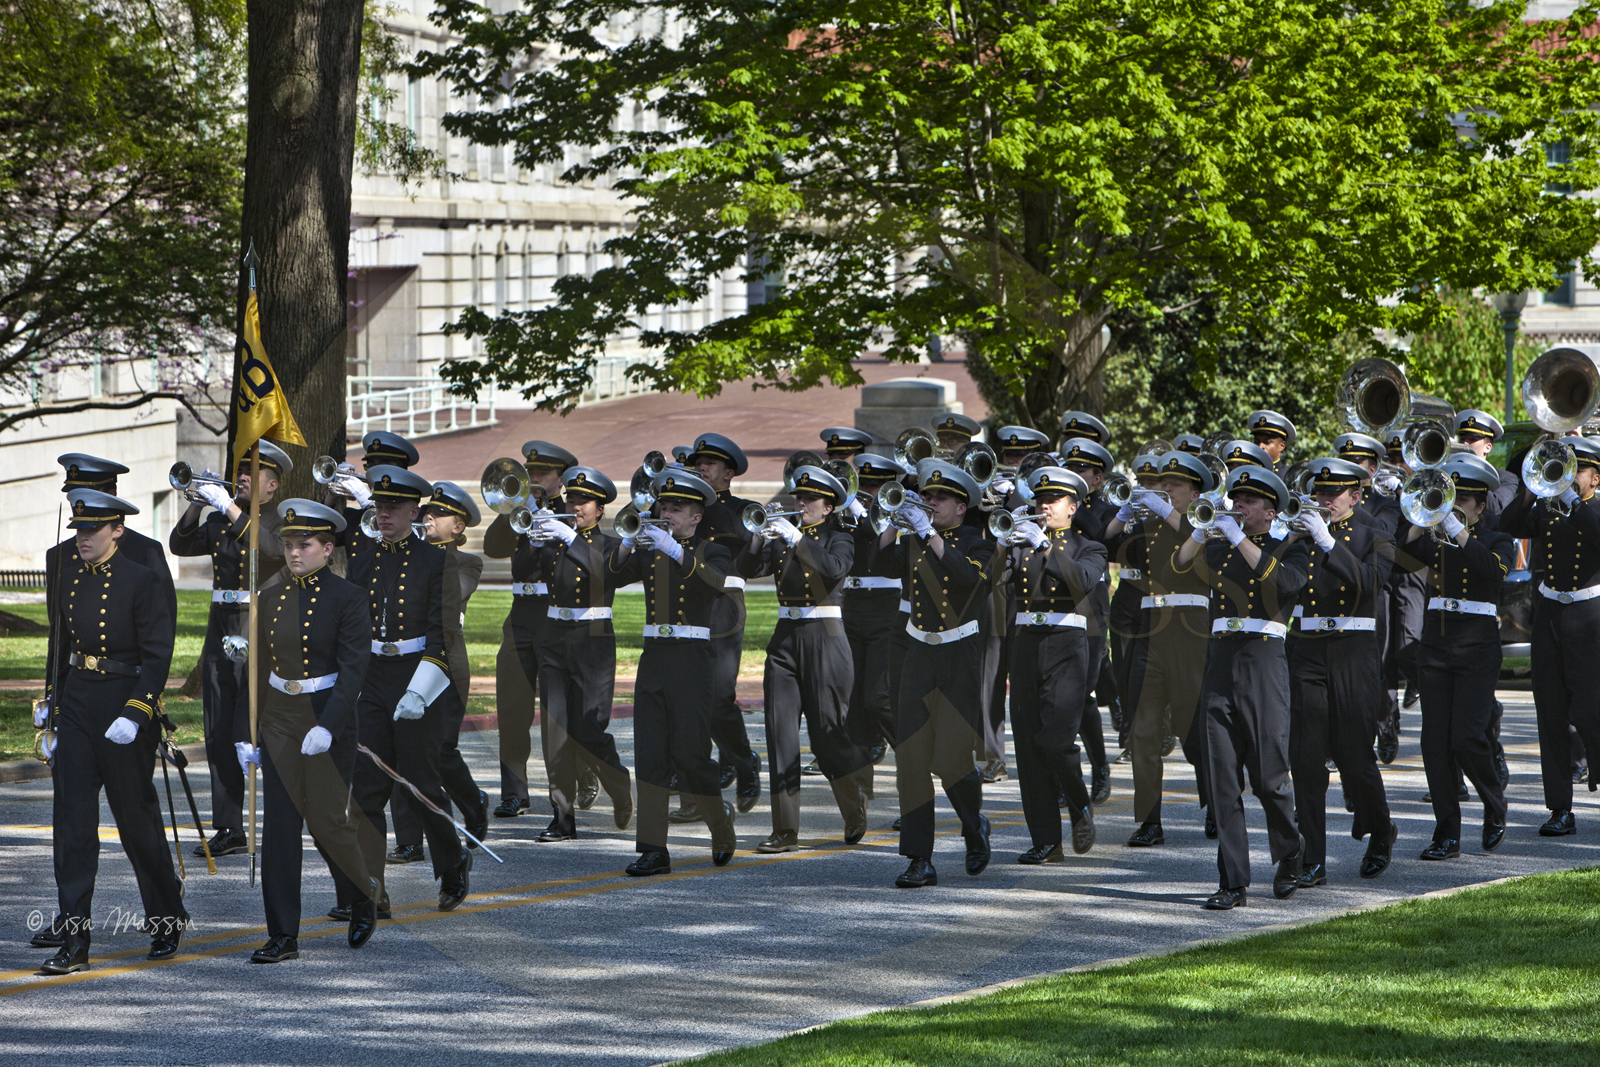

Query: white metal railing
[[346, 375, 498, 440], [578, 353, 663, 406]]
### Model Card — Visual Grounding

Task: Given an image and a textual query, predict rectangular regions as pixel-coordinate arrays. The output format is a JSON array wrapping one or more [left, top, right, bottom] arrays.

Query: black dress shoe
[[891, 816, 903, 832], [668, 802, 700, 824], [387, 844, 425, 865], [1273, 835, 1304, 899], [1090, 764, 1111, 805], [1360, 820, 1397, 879], [870, 744, 888, 765], [40, 938, 90, 975], [1376, 720, 1399, 765], [198, 828, 247, 858], [965, 815, 992, 876], [537, 823, 576, 843], [1202, 887, 1246, 910], [327, 905, 351, 922], [718, 765, 738, 789], [979, 759, 1008, 783], [1572, 763, 1588, 785], [801, 757, 824, 777], [348, 898, 377, 949], [1483, 818, 1507, 852], [755, 830, 799, 854], [1114, 747, 1134, 763], [736, 776, 761, 814], [1419, 838, 1460, 860], [614, 787, 634, 830], [494, 796, 529, 818], [1539, 810, 1576, 836], [251, 935, 299, 964], [1127, 821, 1164, 847], [1204, 806, 1218, 839], [465, 790, 489, 847], [30, 926, 65, 949], [1296, 863, 1328, 888], [438, 849, 473, 911], [712, 849, 734, 867], [1161, 734, 1177, 757], [895, 857, 938, 888], [626, 850, 671, 876], [578, 768, 600, 809], [1402, 682, 1419, 709], [147, 922, 185, 961], [1495, 752, 1510, 788], [1070, 807, 1096, 854], [330, 893, 390, 921], [1018, 843, 1065, 864]]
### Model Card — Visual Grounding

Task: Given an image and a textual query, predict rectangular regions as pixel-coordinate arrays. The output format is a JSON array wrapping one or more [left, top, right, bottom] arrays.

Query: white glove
[[394, 690, 426, 721], [1135, 490, 1172, 519], [1216, 515, 1246, 546], [197, 479, 233, 512], [33, 699, 49, 728], [221, 635, 249, 663], [1558, 486, 1580, 508], [236, 741, 260, 774], [104, 716, 139, 744], [643, 523, 684, 562], [301, 726, 333, 755], [1115, 502, 1135, 524], [1375, 471, 1402, 497], [1299, 512, 1334, 552], [1190, 524, 1208, 544], [991, 478, 1015, 499], [904, 504, 933, 538], [1016, 520, 1048, 549], [339, 463, 373, 508], [768, 516, 803, 545], [39, 730, 56, 762], [545, 517, 577, 545], [903, 489, 924, 506], [1441, 513, 1466, 539], [844, 497, 866, 521]]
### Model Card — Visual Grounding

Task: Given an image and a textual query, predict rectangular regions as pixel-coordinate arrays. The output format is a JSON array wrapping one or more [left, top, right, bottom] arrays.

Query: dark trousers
[[633, 641, 732, 855], [1131, 614, 1209, 825], [394, 683, 484, 846], [1109, 586, 1148, 744], [52, 673, 186, 937], [1203, 637, 1300, 890], [710, 594, 758, 785], [259, 693, 376, 936], [1384, 571, 1427, 691], [885, 607, 910, 743], [1419, 622, 1507, 841], [897, 638, 985, 859], [352, 658, 464, 881], [199, 607, 247, 830], [536, 621, 629, 834], [496, 602, 544, 800], [844, 593, 899, 752], [1010, 626, 1091, 848], [1289, 633, 1391, 867], [977, 627, 1008, 764], [1077, 634, 1109, 769], [765, 619, 865, 833], [1529, 598, 1600, 812]]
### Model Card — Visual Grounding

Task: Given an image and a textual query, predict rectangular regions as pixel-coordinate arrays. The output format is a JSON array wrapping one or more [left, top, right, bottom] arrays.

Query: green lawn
[[691, 867, 1600, 1067], [1, 587, 782, 680]]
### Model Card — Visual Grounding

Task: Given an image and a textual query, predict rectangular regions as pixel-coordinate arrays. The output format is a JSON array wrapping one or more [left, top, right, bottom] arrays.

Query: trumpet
[[1188, 498, 1244, 539], [168, 461, 235, 502], [868, 498, 895, 536], [742, 501, 806, 537], [313, 454, 371, 502], [988, 509, 1050, 544], [615, 504, 672, 539], [1399, 467, 1456, 540], [876, 480, 935, 531], [480, 457, 530, 514], [1522, 438, 1578, 516], [1522, 344, 1600, 433], [1107, 477, 1171, 519], [1280, 495, 1334, 529], [510, 505, 581, 540]]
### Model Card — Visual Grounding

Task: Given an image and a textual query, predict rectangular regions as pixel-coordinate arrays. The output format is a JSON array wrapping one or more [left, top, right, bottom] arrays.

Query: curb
[[0, 742, 208, 785], [460, 698, 761, 734]]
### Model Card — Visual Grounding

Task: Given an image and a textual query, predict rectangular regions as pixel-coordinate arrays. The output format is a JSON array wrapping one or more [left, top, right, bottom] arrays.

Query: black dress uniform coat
[[1410, 520, 1513, 843], [1107, 516, 1152, 739], [1182, 530, 1309, 891], [1069, 493, 1118, 772], [1007, 524, 1107, 846], [1497, 490, 1600, 814], [611, 534, 737, 857], [842, 514, 904, 757], [738, 517, 867, 835], [49, 546, 186, 942], [169, 503, 285, 832], [697, 487, 761, 789], [258, 565, 379, 934], [1287, 514, 1394, 870], [883, 523, 996, 861]]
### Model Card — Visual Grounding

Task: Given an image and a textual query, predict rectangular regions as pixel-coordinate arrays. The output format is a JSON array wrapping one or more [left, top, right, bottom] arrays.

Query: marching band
[[27, 349, 1600, 969]]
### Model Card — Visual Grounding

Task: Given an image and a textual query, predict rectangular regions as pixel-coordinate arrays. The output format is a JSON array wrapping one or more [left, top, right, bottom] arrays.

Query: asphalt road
[[1, 690, 1596, 1066]]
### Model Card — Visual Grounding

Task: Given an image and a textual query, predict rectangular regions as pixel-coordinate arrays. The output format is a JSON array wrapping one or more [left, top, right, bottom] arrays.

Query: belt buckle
[[381, 642, 398, 656], [1153, 596, 1166, 608], [1319, 617, 1338, 631], [220, 590, 237, 604], [847, 577, 862, 589], [559, 607, 575, 621], [1443, 599, 1460, 612], [285, 680, 303, 695], [658, 624, 675, 638], [83, 654, 100, 671], [1031, 612, 1048, 626], [1226, 618, 1243, 632], [925, 631, 942, 645], [1559, 591, 1574, 605]]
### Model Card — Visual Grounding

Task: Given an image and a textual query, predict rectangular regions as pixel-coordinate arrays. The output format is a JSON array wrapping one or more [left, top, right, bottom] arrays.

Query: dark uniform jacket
[[737, 519, 854, 610], [1173, 530, 1309, 633], [169, 504, 286, 632], [439, 541, 484, 697], [261, 565, 370, 736], [46, 528, 175, 679], [346, 533, 448, 678], [1356, 486, 1402, 539], [1498, 491, 1600, 595], [1070, 492, 1118, 638], [1147, 516, 1214, 641], [842, 516, 903, 602], [1008, 526, 1107, 622], [1294, 513, 1393, 633], [538, 524, 625, 627], [611, 535, 733, 636], [50, 546, 174, 722], [1410, 521, 1514, 645], [886, 524, 996, 635]]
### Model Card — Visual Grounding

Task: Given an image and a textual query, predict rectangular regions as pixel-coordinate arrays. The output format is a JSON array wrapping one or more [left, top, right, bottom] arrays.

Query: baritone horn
[[1522, 438, 1578, 516], [1521, 344, 1600, 433], [1339, 356, 1454, 435], [1399, 467, 1456, 540], [894, 427, 940, 471], [481, 457, 530, 514]]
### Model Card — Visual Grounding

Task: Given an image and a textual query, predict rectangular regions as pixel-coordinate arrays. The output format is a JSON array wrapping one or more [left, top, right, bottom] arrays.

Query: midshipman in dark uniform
[[1247, 410, 1296, 475], [840, 453, 905, 777], [327, 430, 421, 558]]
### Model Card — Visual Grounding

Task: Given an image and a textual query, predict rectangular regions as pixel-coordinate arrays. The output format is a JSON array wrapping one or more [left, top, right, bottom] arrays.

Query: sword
[[357, 743, 503, 862], [158, 741, 185, 881], [158, 713, 217, 874]]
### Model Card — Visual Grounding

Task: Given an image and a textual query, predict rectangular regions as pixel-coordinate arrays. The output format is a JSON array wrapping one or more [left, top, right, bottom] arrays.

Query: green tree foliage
[[356, 1, 447, 185], [0, 0, 245, 433], [1403, 289, 1545, 422], [414, 0, 1600, 429]]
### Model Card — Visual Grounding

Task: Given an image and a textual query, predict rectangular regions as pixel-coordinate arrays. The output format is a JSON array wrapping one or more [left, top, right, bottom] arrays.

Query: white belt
[[778, 605, 842, 620], [1142, 594, 1208, 610], [898, 599, 912, 614], [1538, 581, 1600, 605], [548, 606, 613, 621], [371, 637, 427, 656], [1212, 618, 1288, 639], [212, 590, 251, 604], [845, 576, 902, 590], [1015, 611, 1086, 629], [906, 619, 980, 645], [723, 576, 746, 590], [643, 624, 710, 640], [1120, 568, 1143, 581], [511, 582, 549, 596], [1427, 597, 1497, 617], [269, 671, 337, 695], [1297, 616, 1377, 633]]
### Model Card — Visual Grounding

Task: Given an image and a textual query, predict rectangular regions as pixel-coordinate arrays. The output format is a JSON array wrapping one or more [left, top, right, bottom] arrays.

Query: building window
[[1545, 263, 1576, 307], [1547, 140, 1573, 196], [584, 237, 596, 278], [556, 241, 568, 279], [495, 248, 508, 310], [406, 78, 421, 138]]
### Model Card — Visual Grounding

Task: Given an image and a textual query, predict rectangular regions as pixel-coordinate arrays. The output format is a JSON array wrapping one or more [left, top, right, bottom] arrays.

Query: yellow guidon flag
[[233, 290, 306, 468]]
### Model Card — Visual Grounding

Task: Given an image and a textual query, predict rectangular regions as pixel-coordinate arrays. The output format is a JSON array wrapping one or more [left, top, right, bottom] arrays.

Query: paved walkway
[[1, 691, 1596, 1066]]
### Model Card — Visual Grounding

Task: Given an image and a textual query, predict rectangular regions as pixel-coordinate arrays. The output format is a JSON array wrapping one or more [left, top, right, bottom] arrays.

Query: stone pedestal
[[854, 377, 965, 448]]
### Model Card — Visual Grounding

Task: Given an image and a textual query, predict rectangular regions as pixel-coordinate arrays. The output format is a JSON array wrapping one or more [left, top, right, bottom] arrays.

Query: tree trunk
[[229, 0, 364, 502]]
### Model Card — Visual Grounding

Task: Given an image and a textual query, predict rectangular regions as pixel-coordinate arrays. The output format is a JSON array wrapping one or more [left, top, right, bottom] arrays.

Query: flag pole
[[243, 241, 262, 888]]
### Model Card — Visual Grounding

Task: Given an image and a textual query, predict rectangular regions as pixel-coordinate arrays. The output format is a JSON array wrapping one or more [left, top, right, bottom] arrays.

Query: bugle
[[510, 506, 580, 539], [614, 505, 671, 539], [988, 508, 1050, 544], [168, 461, 235, 502], [742, 501, 805, 537], [893, 427, 941, 470], [1188, 498, 1244, 539], [1522, 438, 1578, 516]]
